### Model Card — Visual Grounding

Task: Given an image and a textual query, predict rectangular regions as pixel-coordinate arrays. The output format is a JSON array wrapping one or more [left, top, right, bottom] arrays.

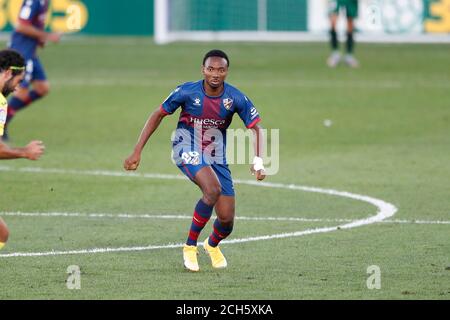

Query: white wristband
[[253, 156, 265, 171]]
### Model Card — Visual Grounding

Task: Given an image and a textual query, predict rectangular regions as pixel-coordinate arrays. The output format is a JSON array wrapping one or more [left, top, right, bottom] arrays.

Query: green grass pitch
[[0, 38, 449, 299]]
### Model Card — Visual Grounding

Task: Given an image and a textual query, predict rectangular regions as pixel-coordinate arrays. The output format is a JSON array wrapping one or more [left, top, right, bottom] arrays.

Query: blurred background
[[0, 0, 448, 42]]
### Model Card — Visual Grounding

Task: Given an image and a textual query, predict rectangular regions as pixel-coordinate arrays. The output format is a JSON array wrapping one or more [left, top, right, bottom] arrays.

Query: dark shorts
[[329, 0, 358, 18], [176, 150, 235, 197], [20, 57, 47, 88]]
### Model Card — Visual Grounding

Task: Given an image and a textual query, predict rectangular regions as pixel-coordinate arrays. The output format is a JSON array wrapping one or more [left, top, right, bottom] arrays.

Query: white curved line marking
[[2, 211, 447, 224], [0, 166, 398, 258]]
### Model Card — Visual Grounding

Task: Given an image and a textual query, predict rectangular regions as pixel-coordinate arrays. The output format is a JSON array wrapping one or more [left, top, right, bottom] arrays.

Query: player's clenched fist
[[25, 140, 45, 160], [250, 156, 266, 181], [124, 153, 140, 171]]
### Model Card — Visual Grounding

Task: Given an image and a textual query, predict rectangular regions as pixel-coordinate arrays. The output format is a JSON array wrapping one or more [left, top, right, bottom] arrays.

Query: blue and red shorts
[[20, 57, 47, 88], [175, 150, 235, 197]]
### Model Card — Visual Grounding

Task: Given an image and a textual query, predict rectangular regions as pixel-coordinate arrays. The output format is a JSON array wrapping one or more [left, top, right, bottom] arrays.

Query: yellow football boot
[[203, 238, 227, 269], [183, 245, 200, 272]]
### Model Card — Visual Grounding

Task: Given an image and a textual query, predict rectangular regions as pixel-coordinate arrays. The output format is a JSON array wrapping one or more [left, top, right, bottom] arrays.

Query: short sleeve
[[236, 95, 261, 128], [160, 86, 184, 115], [18, 0, 40, 24]]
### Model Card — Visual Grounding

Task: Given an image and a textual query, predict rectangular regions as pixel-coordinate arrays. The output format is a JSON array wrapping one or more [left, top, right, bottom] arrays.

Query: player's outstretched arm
[[124, 107, 168, 171], [250, 124, 266, 181], [0, 140, 45, 160], [15, 21, 61, 45]]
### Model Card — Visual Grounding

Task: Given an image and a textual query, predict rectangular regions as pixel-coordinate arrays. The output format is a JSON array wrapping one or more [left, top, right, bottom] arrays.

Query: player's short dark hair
[[203, 49, 229, 67], [0, 49, 25, 76]]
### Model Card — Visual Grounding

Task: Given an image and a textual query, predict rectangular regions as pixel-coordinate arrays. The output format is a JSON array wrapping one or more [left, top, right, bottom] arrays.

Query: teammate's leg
[[330, 14, 339, 52], [4, 58, 48, 139], [7, 81, 49, 122], [32, 80, 50, 97], [203, 165, 235, 268], [208, 195, 234, 248], [203, 195, 234, 268], [185, 166, 221, 247], [344, 1, 359, 67], [346, 17, 355, 53], [182, 165, 221, 271], [328, 14, 341, 67], [327, 0, 341, 67], [0, 217, 9, 250]]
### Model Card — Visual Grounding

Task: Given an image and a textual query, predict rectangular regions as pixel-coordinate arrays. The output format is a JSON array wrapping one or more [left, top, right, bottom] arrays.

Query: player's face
[[2, 71, 24, 97], [202, 57, 228, 89]]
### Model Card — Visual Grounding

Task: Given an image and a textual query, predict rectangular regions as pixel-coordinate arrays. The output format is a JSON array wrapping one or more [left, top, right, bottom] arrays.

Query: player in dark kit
[[327, 0, 359, 68], [124, 50, 266, 272], [2, 0, 61, 141]]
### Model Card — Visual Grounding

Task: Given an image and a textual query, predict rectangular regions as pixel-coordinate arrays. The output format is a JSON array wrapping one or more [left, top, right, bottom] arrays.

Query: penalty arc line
[[1, 211, 448, 225], [0, 166, 398, 258]]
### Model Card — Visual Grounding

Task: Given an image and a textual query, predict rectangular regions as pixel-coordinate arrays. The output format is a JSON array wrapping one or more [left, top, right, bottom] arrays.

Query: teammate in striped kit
[[3, 0, 61, 141], [124, 50, 266, 271]]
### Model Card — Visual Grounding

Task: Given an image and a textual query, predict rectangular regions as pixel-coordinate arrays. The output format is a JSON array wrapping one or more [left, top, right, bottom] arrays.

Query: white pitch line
[[0, 243, 186, 258], [385, 219, 450, 225], [0, 165, 187, 181], [1, 211, 448, 225], [0, 166, 398, 258]]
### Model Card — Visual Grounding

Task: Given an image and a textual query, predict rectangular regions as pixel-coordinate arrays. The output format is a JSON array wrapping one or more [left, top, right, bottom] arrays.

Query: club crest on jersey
[[193, 98, 201, 106], [223, 98, 233, 110]]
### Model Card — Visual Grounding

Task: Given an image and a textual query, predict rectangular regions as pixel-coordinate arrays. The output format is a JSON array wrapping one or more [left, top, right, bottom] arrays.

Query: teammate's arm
[[0, 140, 45, 160], [250, 123, 266, 181], [236, 94, 265, 181], [15, 20, 61, 45], [123, 107, 168, 171]]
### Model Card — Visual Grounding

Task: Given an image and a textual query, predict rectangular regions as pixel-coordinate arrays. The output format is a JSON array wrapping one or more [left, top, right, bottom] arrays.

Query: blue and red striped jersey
[[162, 79, 260, 135], [10, 0, 50, 58], [161, 80, 261, 160]]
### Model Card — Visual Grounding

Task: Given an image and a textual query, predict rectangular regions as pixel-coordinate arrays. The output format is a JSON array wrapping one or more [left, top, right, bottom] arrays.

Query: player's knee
[[203, 185, 221, 205], [35, 83, 50, 96]]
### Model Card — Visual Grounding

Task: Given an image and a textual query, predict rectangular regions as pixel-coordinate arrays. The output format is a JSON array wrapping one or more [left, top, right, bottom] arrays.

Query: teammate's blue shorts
[[176, 151, 235, 197], [20, 57, 47, 88]]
